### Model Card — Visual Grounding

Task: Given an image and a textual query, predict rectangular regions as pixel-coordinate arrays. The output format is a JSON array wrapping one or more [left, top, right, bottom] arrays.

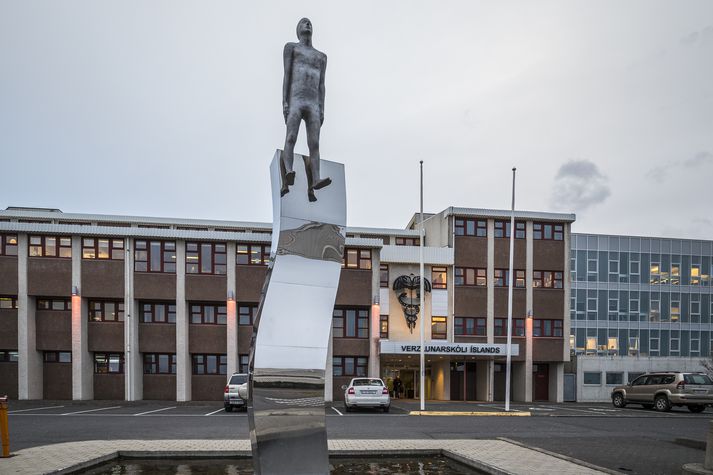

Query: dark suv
[[611, 372, 713, 412]]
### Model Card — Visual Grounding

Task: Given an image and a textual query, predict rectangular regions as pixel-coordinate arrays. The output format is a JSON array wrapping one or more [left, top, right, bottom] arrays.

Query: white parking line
[[8, 405, 64, 414], [204, 408, 224, 416], [331, 406, 343, 416], [135, 406, 176, 416], [61, 406, 121, 416]]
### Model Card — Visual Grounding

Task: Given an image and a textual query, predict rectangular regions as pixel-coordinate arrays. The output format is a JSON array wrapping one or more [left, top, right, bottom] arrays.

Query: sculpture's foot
[[281, 185, 290, 197], [285, 170, 296, 186], [313, 177, 332, 190], [308, 189, 317, 202]]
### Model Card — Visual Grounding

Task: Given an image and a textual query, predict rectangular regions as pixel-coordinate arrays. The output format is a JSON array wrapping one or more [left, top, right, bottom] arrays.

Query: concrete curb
[[497, 437, 625, 475], [410, 411, 531, 416], [675, 438, 708, 451]]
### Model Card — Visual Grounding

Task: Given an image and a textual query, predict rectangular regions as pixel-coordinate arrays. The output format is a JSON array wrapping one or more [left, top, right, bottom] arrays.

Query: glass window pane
[[150, 242, 162, 272], [201, 244, 212, 273], [98, 239, 110, 259]]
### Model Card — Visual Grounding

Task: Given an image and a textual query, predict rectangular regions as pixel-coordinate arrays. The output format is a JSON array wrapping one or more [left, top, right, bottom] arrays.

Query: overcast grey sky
[[1, 1, 712, 238]]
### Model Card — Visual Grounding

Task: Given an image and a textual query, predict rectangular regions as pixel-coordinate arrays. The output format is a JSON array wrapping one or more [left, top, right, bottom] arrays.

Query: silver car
[[224, 372, 249, 412], [611, 372, 713, 412], [343, 377, 390, 412]]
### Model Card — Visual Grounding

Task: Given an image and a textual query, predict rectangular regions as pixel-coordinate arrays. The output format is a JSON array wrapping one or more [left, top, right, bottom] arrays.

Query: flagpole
[[505, 167, 516, 412], [419, 160, 425, 412]]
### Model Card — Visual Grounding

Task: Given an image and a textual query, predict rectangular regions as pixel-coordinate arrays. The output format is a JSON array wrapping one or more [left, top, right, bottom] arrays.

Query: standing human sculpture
[[280, 18, 331, 202]]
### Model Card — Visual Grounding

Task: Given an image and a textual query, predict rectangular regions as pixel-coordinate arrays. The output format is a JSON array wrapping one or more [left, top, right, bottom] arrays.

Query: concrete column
[[226, 242, 238, 377], [563, 224, 572, 361], [324, 327, 333, 402], [17, 234, 42, 399], [124, 237, 141, 401], [71, 236, 92, 400], [525, 221, 534, 402], [512, 362, 526, 401], [175, 240, 191, 401], [486, 220, 494, 343], [549, 362, 564, 402], [369, 250, 380, 378]]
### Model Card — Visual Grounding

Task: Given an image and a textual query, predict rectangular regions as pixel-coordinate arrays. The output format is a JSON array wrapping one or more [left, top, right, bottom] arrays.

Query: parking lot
[[5, 399, 711, 474]]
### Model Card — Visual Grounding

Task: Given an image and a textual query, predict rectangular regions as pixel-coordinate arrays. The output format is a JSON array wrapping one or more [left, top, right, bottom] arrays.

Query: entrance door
[[450, 361, 477, 401], [563, 373, 576, 402], [533, 364, 549, 401]]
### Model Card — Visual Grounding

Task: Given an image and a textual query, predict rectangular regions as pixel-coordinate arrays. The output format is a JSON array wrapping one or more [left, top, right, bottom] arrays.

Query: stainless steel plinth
[[248, 150, 346, 475]]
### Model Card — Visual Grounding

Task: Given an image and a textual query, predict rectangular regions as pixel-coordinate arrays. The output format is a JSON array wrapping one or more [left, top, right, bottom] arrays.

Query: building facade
[[569, 233, 713, 401], [0, 206, 573, 403]]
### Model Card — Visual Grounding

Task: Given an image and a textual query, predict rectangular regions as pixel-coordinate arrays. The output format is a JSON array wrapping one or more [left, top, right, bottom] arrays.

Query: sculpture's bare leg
[[305, 109, 331, 202], [281, 110, 301, 196]]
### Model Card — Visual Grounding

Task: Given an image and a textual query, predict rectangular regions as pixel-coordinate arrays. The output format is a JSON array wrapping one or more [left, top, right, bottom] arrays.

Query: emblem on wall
[[392, 273, 432, 333]]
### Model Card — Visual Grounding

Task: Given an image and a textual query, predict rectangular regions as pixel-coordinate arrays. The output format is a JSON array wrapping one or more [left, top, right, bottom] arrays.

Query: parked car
[[224, 373, 249, 412], [343, 378, 390, 412], [611, 372, 713, 412]]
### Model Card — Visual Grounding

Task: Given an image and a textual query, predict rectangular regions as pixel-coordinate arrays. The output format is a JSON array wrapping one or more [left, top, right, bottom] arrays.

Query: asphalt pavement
[[4, 399, 711, 474]]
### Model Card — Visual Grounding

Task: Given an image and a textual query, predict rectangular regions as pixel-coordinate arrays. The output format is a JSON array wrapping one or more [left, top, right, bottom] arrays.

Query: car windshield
[[352, 379, 383, 387], [230, 375, 248, 385], [684, 374, 713, 385]]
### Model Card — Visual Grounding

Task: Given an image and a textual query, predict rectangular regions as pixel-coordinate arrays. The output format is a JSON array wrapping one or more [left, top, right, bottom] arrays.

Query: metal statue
[[393, 274, 432, 332]]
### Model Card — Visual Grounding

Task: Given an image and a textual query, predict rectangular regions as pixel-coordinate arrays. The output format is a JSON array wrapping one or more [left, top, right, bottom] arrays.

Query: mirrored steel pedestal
[[248, 150, 346, 475]]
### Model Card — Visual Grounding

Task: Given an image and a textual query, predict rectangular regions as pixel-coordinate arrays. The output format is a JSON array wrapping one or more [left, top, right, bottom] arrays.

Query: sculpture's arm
[[319, 55, 326, 125], [282, 43, 294, 123]]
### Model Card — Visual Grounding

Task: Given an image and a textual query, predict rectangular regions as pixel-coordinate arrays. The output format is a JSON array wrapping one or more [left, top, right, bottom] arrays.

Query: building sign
[[381, 341, 519, 357]]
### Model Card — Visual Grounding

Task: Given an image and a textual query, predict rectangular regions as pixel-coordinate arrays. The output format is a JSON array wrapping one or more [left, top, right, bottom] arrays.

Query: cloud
[[550, 159, 610, 211], [646, 150, 713, 182]]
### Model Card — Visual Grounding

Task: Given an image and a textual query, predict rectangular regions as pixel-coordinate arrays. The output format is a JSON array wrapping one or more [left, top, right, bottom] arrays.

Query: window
[[455, 267, 486, 286], [237, 244, 271, 265], [494, 318, 526, 337], [0, 234, 18, 256], [650, 299, 661, 322], [533, 319, 563, 337], [0, 350, 19, 362], [332, 308, 369, 338], [380, 264, 389, 288], [691, 265, 701, 285], [44, 351, 71, 363], [186, 242, 227, 274], [494, 269, 525, 288], [135, 240, 176, 273], [94, 353, 124, 374], [141, 302, 176, 323], [533, 223, 564, 241], [494, 220, 525, 239], [586, 337, 597, 354], [37, 298, 71, 311], [628, 372, 645, 384], [332, 356, 367, 377], [454, 218, 486, 237], [431, 267, 447, 289], [82, 238, 124, 260], [343, 248, 371, 269], [395, 237, 419, 246], [0, 296, 17, 309], [454, 317, 486, 336], [671, 300, 680, 322], [190, 303, 227, 325], [650, 262, 661, 284], [380, 315, 389, 339], [238, 305, 257, 326], [29, 235, 72, 258], [607, 337, 618, 351], [583, 372, 601, 385], [630, 260, 640, 276], [671, 264, 680, 285], [533, 271, 563, 289], [89, 301, 125, 322], [239, 354, 250, 373], [144, 354, 176, 374], [431, 316, 447, 339], [606, 372, 624, 385], [192, 354, 227, 375]]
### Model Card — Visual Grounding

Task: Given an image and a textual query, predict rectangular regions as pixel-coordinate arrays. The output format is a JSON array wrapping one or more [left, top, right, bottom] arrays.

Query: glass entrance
[[449, 361, 477, 401]]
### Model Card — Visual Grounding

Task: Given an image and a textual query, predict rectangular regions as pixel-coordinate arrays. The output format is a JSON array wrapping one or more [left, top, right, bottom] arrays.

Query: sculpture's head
[[296, 18, 313, 40]]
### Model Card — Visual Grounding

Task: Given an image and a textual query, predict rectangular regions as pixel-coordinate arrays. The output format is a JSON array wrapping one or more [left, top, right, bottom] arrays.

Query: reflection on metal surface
[[393, 274, 432, 332], [278, 222, 344, 263], [248, 151, 346, 475]]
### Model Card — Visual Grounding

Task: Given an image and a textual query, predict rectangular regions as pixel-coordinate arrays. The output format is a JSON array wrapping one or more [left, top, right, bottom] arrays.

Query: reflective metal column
[[248, 150, 346, 475]]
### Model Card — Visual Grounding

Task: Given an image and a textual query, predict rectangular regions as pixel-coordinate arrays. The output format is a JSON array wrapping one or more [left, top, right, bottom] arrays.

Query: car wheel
[[344, 404, 352, 413], [688, 405, 706, 413], [383, 406, 390, 413], [225, 406, 233, 412], [612, 393, 626, 408], [654, 395, 671, 412], [642, 404, 653, 410]]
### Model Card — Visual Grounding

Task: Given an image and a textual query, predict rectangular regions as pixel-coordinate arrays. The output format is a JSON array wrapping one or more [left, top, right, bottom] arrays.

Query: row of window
[[454, 220, 563, 240], [453, 317, 563, 337], [454, 268, 563, 288]]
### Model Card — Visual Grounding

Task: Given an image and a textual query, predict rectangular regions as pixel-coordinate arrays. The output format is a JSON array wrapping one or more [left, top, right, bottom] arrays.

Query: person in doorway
[[393, 376, 403, 399]]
